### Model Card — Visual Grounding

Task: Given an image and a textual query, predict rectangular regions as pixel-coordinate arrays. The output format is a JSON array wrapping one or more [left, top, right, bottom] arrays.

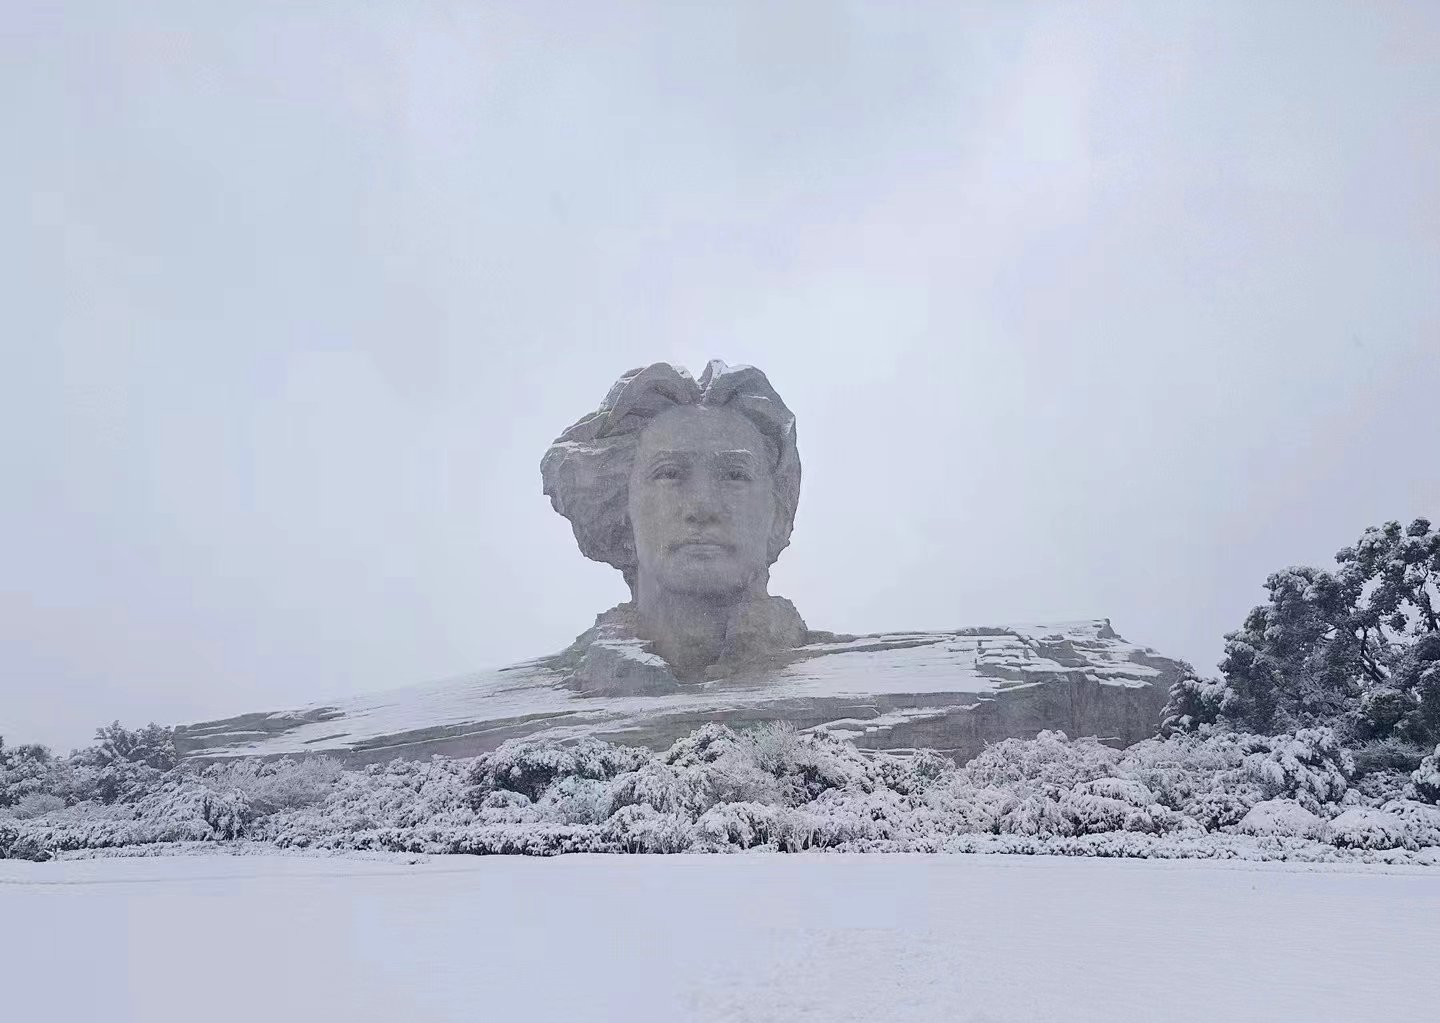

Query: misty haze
[[3, 4, 1438, 1022]]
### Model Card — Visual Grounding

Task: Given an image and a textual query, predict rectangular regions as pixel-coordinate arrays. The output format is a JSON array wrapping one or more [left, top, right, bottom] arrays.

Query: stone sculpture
[[175, 360, 1180, 764], [541, 361, 810, 693]]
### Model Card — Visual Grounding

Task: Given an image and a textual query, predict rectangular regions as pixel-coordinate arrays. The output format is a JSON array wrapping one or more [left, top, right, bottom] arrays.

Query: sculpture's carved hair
[[541, 360, 801, 598]]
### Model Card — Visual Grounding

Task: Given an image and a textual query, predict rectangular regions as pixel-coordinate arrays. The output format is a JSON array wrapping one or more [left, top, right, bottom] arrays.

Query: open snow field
[[4, 853, 1437, 1022]]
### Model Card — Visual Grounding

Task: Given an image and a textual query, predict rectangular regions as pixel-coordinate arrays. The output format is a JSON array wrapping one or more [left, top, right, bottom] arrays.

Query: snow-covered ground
[[5, 853, 1437, 1022]]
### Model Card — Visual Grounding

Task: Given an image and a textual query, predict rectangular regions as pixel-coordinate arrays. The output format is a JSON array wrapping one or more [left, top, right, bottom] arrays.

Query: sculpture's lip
[[670, 539, 733, 553]]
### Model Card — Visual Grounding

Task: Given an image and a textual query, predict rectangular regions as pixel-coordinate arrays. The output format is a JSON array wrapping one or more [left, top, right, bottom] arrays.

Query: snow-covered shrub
[[996, 794, 1077, 838], [0, 819, 52, 861], [743, 723, 877, 802], [661, 722, 879, 808], [1351, 769, 1412, 805], [602, 804, 693, 853], [1234, 799, 1329, 840], [693, 801, 790, 850], [1058, 791, 1133, 835], [535, 775, 610, 824], [0, 739, 57, 808], [1348, 737, 1428, 777], [602, 761, 707, 817], [812, 788, 921, 849], [9, 792, 65, 819], [471, 737, 649, 802], [1120, 802, 1198, 836], [19, 789, 247, 852], [201, 756, 344, 813], [58, 760, 165, 806], [966, 731, 1120, 792], [1240, 728, 1353, 812], [263, 756, 481, 849], [1178, 789, 1257, 831], [78, 721, 178, 772], [45, 721, 180, 805], [1115, 731, 1255, 827], [922, 780, 1008, 835], [1410, 744, 1440, 803], [873, 748, 954, 795], [4, 716, 1436, 861], [1328, 806, 1416, 851], [1378, 799, 1440, 847], [1075, 777, 1155, 806], [135, 782, 253, 841], [1160, 670, 1232, 736]]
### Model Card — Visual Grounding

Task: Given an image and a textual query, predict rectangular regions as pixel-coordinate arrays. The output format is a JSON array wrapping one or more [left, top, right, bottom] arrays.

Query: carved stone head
[[541, 361, 801, 602]]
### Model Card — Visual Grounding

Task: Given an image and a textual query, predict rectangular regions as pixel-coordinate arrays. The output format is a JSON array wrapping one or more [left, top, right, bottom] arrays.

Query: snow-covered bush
[[1378, 799, 1440, 847], [1240, 728, 1353, 812], [602, 761, 710, 817], [1160, 670, 1232, 736], [134, 781, 253, 841], [201, 756, 344, 813], [79, 721, 178, 772], [1075, 777, 1155, 806], [470, 737, 649, 802], [1234, 799, 1329, 841], [4, 719, 1438, 862], [966, 731, 1120, 792], [1328, 806, 1416, 851], [0, 819, 52, 861], [0, 738, 57, 808], [603, 804, 693, 853], [742, 723, 878, 802], [1410, 744, 1440, 803], [9, 792, 65, 819], [693, 801, 791, 850], [996, 794, 1077, 838], [1349, 737, 1428, 777], [57, 759, 165, 806], [922, 780, 1007, 835]]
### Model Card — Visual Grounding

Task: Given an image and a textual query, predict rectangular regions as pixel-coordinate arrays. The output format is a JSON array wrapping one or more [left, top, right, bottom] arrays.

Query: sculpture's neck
[[635, 576, 766, 680]]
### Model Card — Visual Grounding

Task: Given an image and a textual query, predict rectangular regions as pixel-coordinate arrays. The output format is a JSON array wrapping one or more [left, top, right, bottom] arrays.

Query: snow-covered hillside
[[176, 619, 1177, 762], [5, 852, 1437, 1023]]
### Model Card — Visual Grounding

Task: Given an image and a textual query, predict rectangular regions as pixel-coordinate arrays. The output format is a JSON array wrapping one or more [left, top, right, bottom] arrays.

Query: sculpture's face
[[628, 405, 776, 599]]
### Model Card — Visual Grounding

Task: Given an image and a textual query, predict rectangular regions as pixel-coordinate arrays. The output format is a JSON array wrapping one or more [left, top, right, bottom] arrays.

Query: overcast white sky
[[3, 2, 1437, 751]]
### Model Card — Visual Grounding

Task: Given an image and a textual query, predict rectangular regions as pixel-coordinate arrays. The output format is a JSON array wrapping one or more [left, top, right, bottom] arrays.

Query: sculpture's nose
[[682, 474, 723, 525]]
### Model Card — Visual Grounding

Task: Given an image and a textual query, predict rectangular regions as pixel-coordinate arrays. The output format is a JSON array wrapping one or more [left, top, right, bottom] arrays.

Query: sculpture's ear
[[618, 515, 640, 599], [766, 492, 795, 566], [765, 437, 800, 565]]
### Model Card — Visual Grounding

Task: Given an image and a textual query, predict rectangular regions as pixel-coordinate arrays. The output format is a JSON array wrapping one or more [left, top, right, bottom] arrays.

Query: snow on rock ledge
[[176, 619, 1181, 764]]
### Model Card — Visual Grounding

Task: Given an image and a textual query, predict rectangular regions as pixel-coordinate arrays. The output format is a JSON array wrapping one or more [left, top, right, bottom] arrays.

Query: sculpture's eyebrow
[[642, 449, 697, 463], [641, 448, 760, 468]]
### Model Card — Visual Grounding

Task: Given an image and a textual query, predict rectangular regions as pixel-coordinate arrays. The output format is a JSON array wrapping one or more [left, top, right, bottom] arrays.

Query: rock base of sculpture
[[176, 619, 1178, 765]]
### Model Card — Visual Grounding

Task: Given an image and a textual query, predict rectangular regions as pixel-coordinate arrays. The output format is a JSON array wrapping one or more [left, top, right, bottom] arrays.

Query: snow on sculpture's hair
[[541, 360, 801, 597]]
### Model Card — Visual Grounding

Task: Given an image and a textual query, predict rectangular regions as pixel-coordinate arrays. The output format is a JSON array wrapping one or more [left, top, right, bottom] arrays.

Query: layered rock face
[[176, 619, 1177, 764]]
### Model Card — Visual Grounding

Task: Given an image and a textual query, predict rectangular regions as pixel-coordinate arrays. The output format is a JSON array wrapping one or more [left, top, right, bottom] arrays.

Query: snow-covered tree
[[1159, 667, 1232, 736], [1168, 519, 1440, 745], [0, 737, 56, 808], [74, 721, 178, 772], [1411, 744, 1440, 804]]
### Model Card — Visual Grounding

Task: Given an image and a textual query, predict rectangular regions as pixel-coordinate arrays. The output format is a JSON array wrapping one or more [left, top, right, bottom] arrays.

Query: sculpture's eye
[[650, 464, 684, 481]]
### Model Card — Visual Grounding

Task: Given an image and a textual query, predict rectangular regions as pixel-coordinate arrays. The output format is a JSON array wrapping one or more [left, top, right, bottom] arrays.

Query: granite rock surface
[[176, 618, 1178, 764]]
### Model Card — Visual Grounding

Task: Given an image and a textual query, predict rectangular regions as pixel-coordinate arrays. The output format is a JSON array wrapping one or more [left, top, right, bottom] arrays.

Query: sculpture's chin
[[659, 575, 757, 601], [653, 557, 762, 600]]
